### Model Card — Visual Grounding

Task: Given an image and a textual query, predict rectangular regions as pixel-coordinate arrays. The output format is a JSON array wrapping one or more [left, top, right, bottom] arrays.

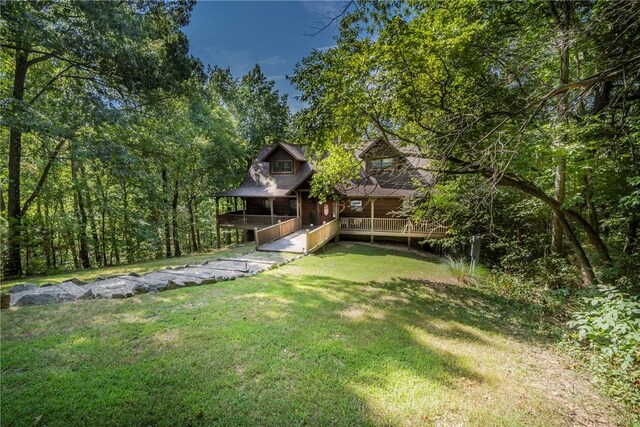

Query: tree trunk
[[71, 150, 91, 269], [172, 178, 181, 257], [188, 194, 198, 253], [94, 172, 109, 265], [36, 196, 51, 269], [81, 165, 102, 266], [5, 50, 29, 277], [194, 200, 202, 250], [122, 182, 134, 263], [162, 168, 171, 257], [59, 198, 79, 269], [110, 208, 120, 265], [550, 0, 571, 254], [45, 197, 56, 268]]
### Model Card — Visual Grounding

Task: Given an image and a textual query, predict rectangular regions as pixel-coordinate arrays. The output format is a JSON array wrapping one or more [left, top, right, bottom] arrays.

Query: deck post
[[254, 227, 259, 246], [234, 197, 239, 243], [370, 199, 376, 243], [408, 236, 411, 249], [304, 229, 309, 255], [215, 197, 221, 249], [296, 191, 300, 218], [269, 197, 275, 225]]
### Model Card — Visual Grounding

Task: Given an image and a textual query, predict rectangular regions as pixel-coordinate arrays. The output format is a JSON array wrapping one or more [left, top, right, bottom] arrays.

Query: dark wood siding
[[264, 146, 301, 174], [340, 197, 404, 218]]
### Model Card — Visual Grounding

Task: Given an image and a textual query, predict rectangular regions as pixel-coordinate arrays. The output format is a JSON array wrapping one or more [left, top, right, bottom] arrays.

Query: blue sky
[[183, 1, 343, 112]]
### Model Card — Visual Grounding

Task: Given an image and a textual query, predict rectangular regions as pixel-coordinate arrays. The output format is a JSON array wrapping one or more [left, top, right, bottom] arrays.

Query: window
[[263, 199, 271, 210], [368, 157, 395, 171], [349, 200, 363, 212], [271, 160, 293, 173]]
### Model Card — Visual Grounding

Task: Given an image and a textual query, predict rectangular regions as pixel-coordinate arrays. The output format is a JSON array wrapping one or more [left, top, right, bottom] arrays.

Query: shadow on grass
[[1, 252, 565, 426]]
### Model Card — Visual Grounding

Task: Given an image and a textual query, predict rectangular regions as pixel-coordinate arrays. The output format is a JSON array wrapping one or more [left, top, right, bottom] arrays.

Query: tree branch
[[20, 138, 67, 217]]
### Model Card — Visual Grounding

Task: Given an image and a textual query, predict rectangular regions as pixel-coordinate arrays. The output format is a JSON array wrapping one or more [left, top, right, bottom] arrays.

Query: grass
[[0, 245, 254, 292], [0, 243, 630, 426]]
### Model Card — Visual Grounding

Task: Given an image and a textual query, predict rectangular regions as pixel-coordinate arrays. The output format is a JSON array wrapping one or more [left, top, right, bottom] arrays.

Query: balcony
[[218, 211, 297, 229], [339, 217, 448, 238]]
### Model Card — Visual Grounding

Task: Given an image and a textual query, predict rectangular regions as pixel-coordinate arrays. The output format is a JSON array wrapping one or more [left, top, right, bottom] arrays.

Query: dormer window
[[368, 157, 395, 171], [271, 160, 292, 174]]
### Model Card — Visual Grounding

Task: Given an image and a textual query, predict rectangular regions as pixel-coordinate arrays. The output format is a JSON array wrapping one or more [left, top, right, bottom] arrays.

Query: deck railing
[[305, 219, 340, 254], [218, 211, 296, 227], [340, 217, 447, 236], [255, 217, 302, 246]]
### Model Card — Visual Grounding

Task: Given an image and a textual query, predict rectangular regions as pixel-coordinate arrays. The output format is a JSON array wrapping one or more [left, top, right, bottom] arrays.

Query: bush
[[442, 256, 488, 287], [567, 283, 640, 406]]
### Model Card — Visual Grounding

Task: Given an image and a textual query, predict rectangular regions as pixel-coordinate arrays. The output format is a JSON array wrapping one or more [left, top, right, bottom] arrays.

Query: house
[[215, 138, 447, 253]]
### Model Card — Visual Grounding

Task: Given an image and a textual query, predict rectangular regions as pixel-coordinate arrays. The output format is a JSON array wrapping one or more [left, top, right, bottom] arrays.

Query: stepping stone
[[57, 281, 92, 300], [9, 283, 38, 293], [10, 284, 87, 307], [84, 277, 146, 299]]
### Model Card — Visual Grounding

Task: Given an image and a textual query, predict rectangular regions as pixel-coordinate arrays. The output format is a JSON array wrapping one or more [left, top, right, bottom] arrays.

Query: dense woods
[[1, 1, 289, 278]]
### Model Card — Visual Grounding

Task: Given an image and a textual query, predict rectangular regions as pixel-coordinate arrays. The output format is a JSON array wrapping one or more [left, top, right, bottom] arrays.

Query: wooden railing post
[[304, 229, 309, 255], [254, 227, 259, 246]]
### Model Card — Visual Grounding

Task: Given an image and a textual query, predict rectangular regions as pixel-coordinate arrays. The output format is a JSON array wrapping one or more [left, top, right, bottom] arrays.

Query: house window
[[264, 199, 271, 210], [349, 200, 363, 212], [369, 157, 395, 170], [369, 158, 395, 171], [271, 160, 292, 173]]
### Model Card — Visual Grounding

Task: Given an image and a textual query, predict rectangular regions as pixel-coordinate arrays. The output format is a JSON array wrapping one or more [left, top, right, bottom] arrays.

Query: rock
[[84, 278, 146, 299], [41, 282, 55, 287], [9, 283, 38, 293], [57, 281, 91, 300], [10, 285, 82, 307], [68, 278, 87, 286]]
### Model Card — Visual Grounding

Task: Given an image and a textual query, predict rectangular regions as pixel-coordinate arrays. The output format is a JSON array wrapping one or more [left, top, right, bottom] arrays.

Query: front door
[[317, 200, 335, 224], [300, 192, 316, 226]]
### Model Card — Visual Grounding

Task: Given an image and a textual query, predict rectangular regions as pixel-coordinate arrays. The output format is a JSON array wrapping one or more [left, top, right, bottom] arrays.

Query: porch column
[[296, 191, 300, 218], [215, 197, 221, 249], [234, 197, 239, 243], [269, 197, 275, 225], [242, 197, 246, 221], [370, 199, 376, 243]]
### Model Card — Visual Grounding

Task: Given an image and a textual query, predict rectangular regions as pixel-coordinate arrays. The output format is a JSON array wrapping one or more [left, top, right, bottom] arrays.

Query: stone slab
[[84, 277, 146, 299]]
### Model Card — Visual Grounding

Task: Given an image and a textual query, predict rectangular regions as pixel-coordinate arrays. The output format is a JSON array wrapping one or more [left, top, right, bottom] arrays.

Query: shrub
[[442, 256, 488, 287], [567, 283, 640, 406]]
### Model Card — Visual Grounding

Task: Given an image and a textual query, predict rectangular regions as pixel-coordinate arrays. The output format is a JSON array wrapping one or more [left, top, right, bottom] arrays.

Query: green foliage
[[442, 256, 488, 287], [567, 284, 640, 406], [209, 65, 290, 163], [309, 141, 361, 202]]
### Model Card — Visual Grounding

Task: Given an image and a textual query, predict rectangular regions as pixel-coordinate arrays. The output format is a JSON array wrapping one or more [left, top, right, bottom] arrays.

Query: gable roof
[[257, 142, 307, 162], [356, 137, 422, 160], [216, 139, 433, 199], [217, 143, 313, 197]]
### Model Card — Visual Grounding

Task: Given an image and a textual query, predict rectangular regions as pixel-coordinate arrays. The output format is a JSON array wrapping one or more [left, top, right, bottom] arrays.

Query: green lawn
[[0, 244, 628, 426], [0, 245, 254, 292]]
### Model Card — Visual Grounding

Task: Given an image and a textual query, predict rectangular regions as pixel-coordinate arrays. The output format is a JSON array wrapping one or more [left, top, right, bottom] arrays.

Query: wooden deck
[[339, 217, 448, 238]]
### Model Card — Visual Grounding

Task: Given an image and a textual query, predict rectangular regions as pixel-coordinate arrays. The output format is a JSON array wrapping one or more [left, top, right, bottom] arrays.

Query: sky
[[183, 1, 343, 112]]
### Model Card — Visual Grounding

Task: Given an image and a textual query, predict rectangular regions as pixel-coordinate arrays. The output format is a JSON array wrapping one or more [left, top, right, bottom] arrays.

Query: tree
[[0, 0, 200, 276], [209, 65, 290, 166], [291, 0, 640, 286]]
